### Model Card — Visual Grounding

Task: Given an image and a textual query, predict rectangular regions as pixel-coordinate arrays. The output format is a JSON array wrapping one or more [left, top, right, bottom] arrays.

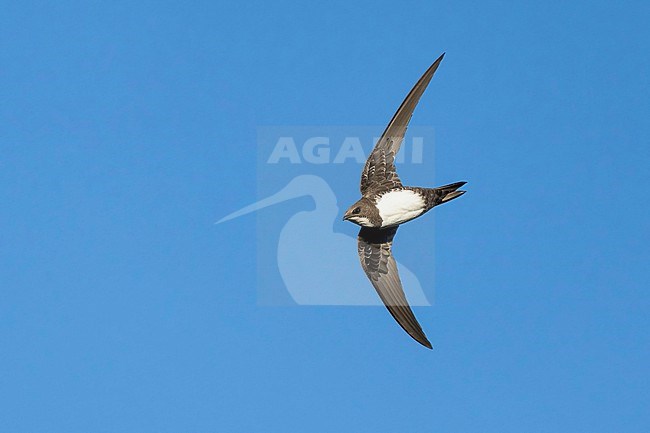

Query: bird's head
[[342, 198, 380, 227]]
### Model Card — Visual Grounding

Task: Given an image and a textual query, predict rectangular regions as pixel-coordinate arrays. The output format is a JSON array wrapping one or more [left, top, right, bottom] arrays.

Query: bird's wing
[[357, 227, 432, 349], [360, 53, 445, 195]]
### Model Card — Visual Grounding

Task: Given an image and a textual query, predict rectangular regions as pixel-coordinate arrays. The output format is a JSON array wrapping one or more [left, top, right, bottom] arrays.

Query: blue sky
[[1, 1, 649, 432]]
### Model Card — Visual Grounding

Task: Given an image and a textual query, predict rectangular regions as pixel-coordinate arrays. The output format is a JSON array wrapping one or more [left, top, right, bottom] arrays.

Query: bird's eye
[[353, 207, 361, 214]]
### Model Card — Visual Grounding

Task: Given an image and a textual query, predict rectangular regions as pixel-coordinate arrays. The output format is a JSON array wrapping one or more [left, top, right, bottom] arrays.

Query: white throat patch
[[348, 216, 372, 227], [375, 190, 425, 227]]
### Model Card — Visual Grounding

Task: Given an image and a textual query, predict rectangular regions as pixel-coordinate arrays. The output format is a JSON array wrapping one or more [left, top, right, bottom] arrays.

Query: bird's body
[[343, 53, 466, 349], [348, 183, 466, 228]]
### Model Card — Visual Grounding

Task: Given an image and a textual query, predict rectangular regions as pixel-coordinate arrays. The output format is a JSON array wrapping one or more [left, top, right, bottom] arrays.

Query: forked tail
[[436, 181, 467, 204]]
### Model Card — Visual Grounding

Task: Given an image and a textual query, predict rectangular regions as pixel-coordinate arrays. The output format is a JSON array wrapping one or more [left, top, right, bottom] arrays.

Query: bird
[[342, 52, 466, 349]]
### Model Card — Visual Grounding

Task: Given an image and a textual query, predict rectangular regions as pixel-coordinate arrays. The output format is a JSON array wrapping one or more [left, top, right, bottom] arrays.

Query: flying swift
[[343, 53, 466, 349]]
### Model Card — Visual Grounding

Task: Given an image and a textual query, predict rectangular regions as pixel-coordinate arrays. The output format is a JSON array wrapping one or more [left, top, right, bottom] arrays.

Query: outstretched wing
[[360, 53, 446, 195], [357, 227, 432, 349]]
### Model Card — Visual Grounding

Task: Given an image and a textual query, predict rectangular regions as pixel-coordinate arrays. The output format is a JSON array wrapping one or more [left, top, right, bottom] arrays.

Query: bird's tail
[[436, 181, 467, 204]]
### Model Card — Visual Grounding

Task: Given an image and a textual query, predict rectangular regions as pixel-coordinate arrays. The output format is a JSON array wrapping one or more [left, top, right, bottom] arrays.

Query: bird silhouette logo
[[217, 174, 430, 306]]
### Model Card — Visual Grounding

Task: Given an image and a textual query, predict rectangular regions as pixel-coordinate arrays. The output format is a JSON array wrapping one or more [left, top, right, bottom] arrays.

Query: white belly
[[375, 190, 425, 227]]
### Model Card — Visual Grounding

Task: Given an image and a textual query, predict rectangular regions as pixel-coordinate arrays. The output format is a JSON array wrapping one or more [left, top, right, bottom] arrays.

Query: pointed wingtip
[[403, 321, 433, 349], [411, 330, 433, 349], [397, 323, 433, 349], [424, 52, 446, 76]]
